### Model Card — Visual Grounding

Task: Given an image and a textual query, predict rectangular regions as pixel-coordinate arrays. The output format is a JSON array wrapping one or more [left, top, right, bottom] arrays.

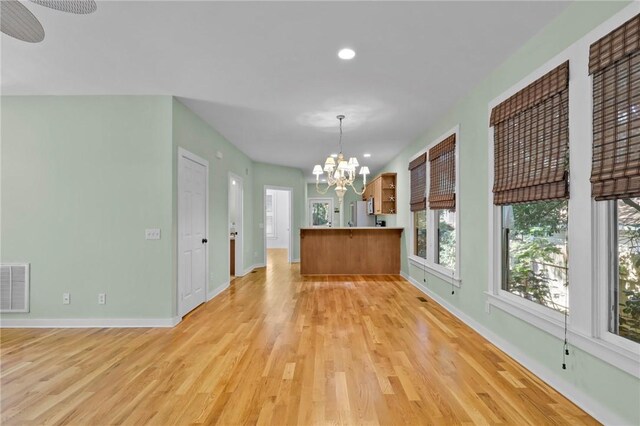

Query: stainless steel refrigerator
[[349, 201, 374, 227]]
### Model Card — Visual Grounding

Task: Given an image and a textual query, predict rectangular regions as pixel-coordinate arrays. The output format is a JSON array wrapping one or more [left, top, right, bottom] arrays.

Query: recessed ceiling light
[[338, 48, 356, 60], [363, 153, 371, 158], [331, 153, 338, 158]]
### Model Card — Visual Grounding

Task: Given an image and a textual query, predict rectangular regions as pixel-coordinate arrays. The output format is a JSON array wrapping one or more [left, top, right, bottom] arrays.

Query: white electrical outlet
[[98, 293, 106, 305], [63, 293, 70, 305], [145, 228, 161, 240]]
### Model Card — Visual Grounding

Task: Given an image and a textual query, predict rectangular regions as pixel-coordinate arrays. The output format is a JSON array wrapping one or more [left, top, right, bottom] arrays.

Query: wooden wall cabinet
[[362, 172, 396, 215]]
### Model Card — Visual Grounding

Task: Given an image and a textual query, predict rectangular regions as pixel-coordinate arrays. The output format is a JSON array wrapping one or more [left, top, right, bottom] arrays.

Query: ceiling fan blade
[[29, 0, 96, 14], [1, 0, 45, 43]]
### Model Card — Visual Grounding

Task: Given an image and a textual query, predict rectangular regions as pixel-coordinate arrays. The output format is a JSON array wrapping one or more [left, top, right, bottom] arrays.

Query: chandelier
[[312, 115, 370, 206]]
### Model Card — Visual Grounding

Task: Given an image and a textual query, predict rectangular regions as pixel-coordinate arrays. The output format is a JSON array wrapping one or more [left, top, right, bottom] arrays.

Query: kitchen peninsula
[[300, 227, 403, 275]]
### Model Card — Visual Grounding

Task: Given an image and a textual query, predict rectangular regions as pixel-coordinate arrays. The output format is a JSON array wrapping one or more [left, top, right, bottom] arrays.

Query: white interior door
[[179, 150, 208, 317]]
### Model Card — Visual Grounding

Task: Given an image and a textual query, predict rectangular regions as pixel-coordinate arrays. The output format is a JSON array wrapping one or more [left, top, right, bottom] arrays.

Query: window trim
[[408, 125, 461, 286], [486, 3, 640, 378], [595, 200, 640, 354]]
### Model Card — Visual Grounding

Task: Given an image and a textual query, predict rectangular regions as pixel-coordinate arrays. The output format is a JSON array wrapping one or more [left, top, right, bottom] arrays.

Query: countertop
[[300, 227, 404, 231]]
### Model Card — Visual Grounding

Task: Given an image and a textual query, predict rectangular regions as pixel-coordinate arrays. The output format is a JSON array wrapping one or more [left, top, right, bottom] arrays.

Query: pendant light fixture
[[312, 115, 370, 225]]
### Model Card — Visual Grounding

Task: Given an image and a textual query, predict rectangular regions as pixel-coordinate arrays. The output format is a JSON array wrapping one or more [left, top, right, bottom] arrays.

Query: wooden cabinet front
[[362, 173, 396, 215]]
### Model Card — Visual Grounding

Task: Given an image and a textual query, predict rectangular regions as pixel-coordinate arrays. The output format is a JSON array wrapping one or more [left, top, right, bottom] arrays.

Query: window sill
[[408, 256, 461, 287], [485, 291, 640, 378]]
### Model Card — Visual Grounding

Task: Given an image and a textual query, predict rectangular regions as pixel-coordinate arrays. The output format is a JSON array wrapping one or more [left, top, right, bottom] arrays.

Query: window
[[414, 209, 427, 258], [589, 15, 640, 346], [502, 201, 569, 313], [487, 9, 640, 378], [612, 198, 640, 343], [429, 134, 457, 271], [437, 210, 456, 269], [308, 198, 333, 227], [266, 193, 275, 238], [408, 128, 460, 283], [490, 61, 570, 311], [409, 152, 427, 258]]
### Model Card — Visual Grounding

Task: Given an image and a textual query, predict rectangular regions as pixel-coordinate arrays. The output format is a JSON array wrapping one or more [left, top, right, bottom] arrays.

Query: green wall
[[0, 96, 306, 320], [378, 2, 639, 424], [172, 99, 255, 300], [1, 96, 175, 319]]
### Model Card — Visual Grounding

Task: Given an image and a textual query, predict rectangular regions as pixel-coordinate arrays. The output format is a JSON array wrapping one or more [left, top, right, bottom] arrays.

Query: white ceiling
[[2, 0, 570, 179]]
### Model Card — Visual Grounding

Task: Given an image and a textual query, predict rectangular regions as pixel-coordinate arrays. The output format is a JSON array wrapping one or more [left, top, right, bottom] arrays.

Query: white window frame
[[408, 125, 461, 286], [486, 3, 640, 378]]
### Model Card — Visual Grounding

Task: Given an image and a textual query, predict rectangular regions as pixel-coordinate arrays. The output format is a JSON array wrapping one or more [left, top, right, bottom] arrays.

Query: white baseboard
[[400, 272, 627, 426], [291, 258, 300, 263], [207, 281, 229, 301], [242, 263, 265, 276], [0, 316, 181, 328]]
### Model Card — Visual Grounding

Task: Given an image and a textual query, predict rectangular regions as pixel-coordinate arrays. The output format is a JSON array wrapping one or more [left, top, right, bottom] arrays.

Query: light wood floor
[[1, 249, 596, 425]]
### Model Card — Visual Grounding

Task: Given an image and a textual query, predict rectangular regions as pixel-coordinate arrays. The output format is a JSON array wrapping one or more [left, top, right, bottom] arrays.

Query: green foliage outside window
[[616, 198, 640, 343], [438, 211, 456, 269], [503, 200, 569, 313]]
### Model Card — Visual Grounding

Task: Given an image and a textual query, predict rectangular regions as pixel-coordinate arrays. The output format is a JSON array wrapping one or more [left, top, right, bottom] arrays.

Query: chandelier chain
[[338, 116, 343, 153]]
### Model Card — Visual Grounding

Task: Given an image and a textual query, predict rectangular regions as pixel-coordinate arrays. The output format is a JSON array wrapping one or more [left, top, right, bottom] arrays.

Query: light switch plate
[[63, 293, 70, 305], [145, 228, 161, 240]]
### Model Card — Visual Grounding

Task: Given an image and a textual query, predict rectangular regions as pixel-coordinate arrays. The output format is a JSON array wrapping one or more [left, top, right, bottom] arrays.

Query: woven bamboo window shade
[[428, 134, 456, 210], [589, 14, 640, 201], [409, 153, 427, 211], [490, 61, 570, 205]]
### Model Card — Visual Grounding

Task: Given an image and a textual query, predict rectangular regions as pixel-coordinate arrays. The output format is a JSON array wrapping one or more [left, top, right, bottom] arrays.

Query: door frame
[[308, 197, 334, 228], [264, 185, 293, 264], [177, 147, 210, 317], [228, 172, 244, 279]]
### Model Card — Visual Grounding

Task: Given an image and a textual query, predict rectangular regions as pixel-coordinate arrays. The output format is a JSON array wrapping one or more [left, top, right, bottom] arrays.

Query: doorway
[[177, 148, 208, 318], [228, 173, 243, 280], [264, 186, 292, 265]]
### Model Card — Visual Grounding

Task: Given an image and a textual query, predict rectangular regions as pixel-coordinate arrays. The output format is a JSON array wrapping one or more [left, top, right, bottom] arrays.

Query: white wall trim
[[207, 281, 229, 302], [241, 263, 266, 276], [400, 272, 628, 426], [408, 256, 461, 287], [0, 316, 181, 328]]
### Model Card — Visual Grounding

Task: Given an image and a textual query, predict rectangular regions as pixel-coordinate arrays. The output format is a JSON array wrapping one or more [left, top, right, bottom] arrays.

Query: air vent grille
[[0, 264, 30, 313]]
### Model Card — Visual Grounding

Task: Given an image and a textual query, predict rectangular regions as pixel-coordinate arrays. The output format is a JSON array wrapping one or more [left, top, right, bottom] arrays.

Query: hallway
[[1, 253, 595, 425]]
